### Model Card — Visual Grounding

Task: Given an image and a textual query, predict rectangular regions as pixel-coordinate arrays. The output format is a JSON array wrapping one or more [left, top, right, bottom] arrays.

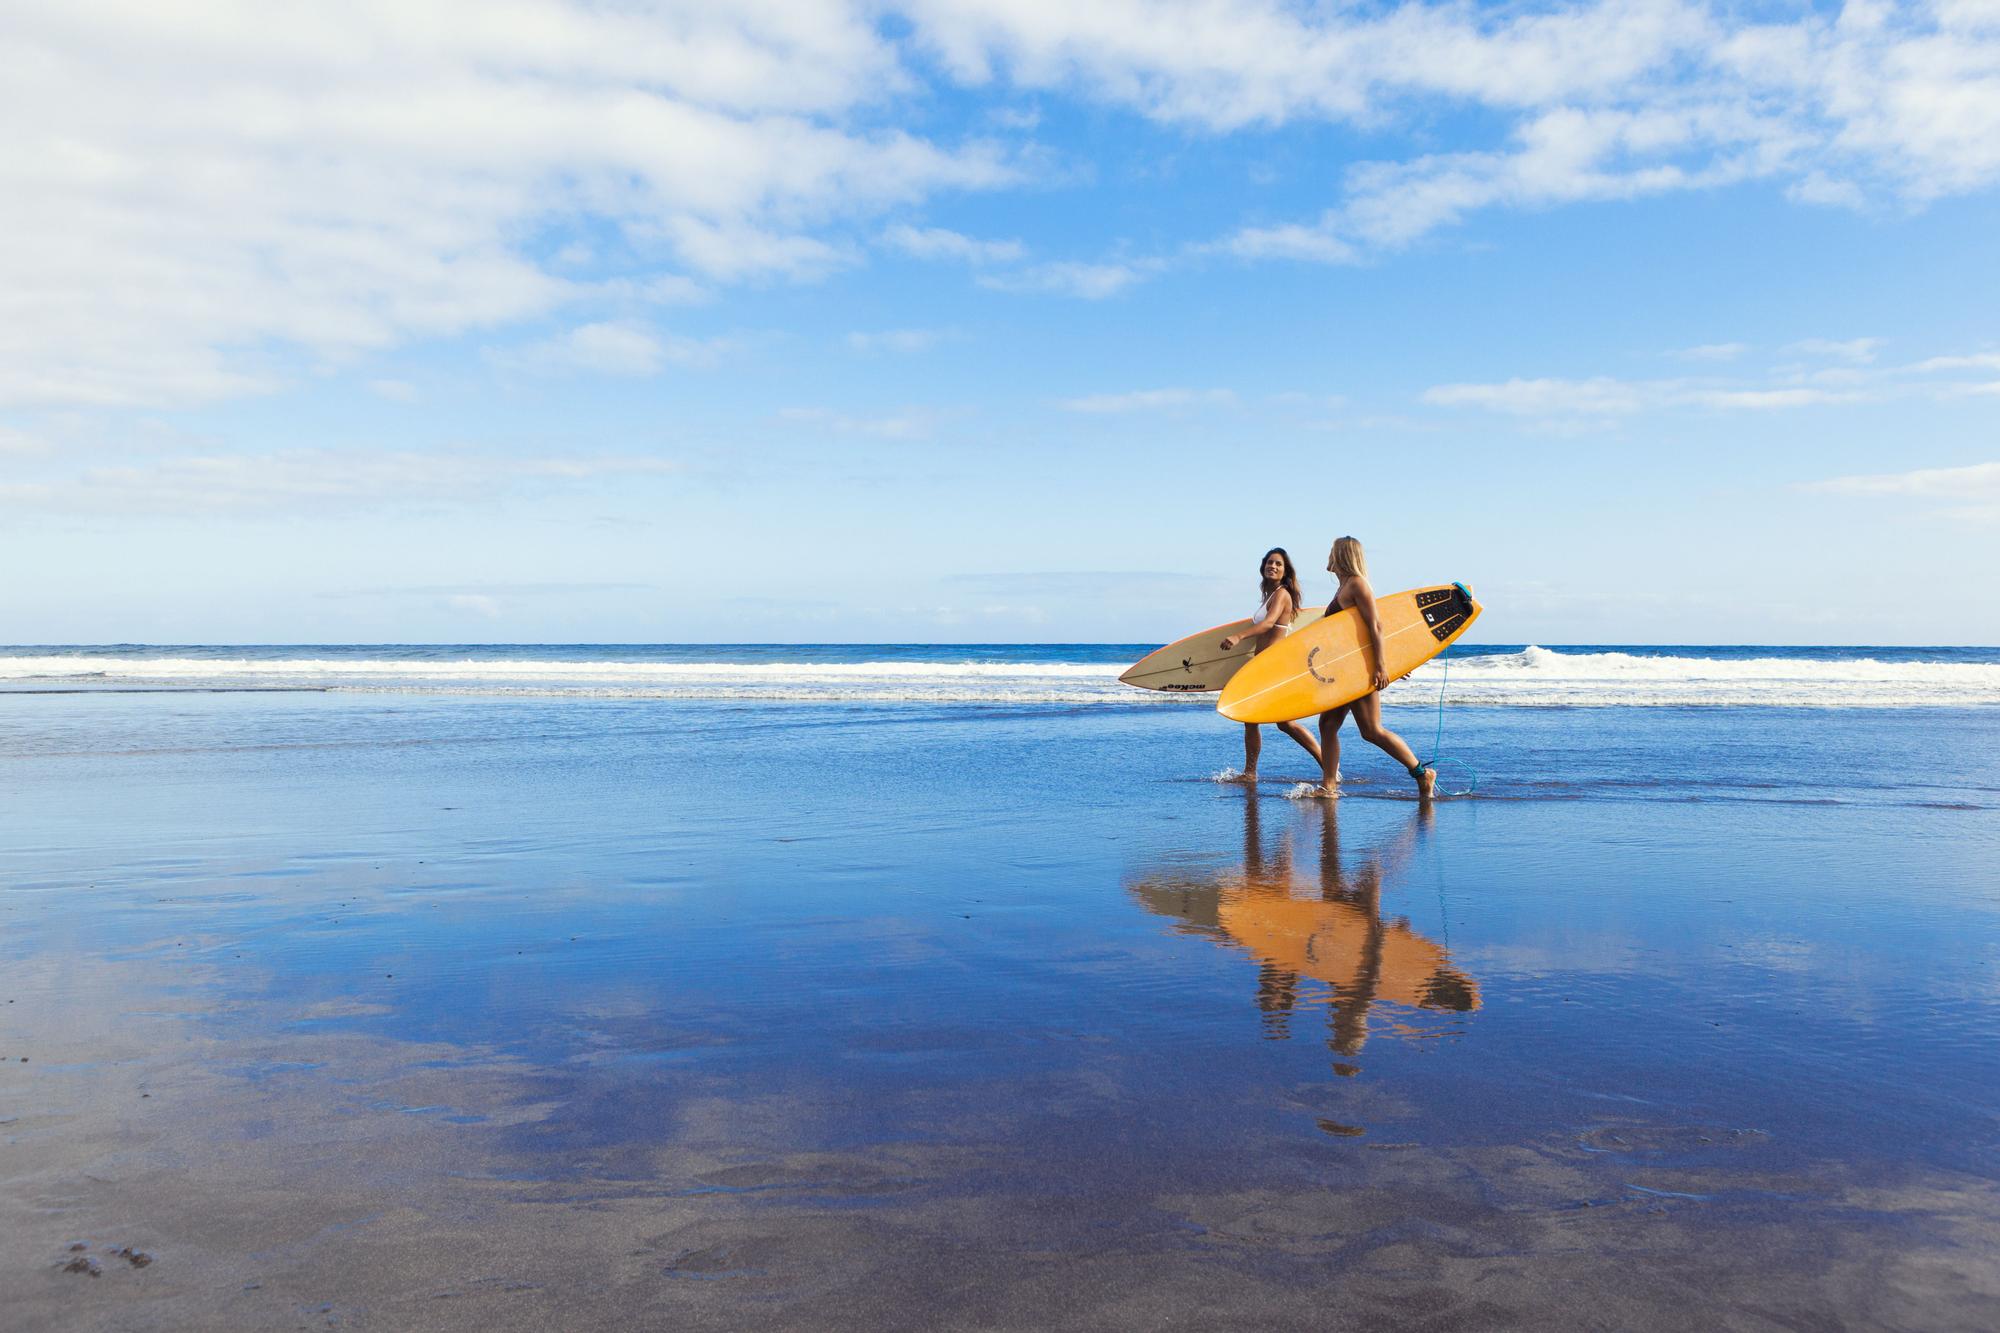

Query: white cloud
[[0, 0, 1015, 408], [492, 321, 735, 376], [880, 224, 1027, 264], [662, 220, 853, 282], [978, 260, 1151, 298], [1801, 460, 2000, 499], [1786, 337, 1885, 363], [1423, 375, 1860, 416], [1059, 388, 1238, 413], [1189, 98, 1791, 264], [559, 323, 686, 375], [987, 105, 1042, 130], [1685, 387, 1854, 408], [1337, 102, 1774, 250], [1670, 342, 1749, 362], [905, 0, 1714, 128], [919, 1, 2000, 261], [1426, 340, 2000, 419], [15, 0, 2000, 409], [1788, 172, 1868, 207], [1423, 377, 1652, 416], [0, 447, 685, 515], [1910, 352, 2000, 373], [1217, 220, 1359, 264]]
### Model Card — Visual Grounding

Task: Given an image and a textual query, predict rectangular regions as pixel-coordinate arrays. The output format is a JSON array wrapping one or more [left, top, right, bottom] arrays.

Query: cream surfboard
[[1217, 584, 1481, 723], [1120, 606, 1326, 693]]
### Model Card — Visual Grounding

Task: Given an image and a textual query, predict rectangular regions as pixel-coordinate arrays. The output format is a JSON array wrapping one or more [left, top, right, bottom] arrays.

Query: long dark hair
[[1260, 547, 1303, 617]]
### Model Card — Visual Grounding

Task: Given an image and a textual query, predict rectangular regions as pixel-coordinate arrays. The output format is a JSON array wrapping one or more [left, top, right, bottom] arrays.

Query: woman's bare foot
[[1416, 765, 1437, 799], [1313, 782, 1341, 800]]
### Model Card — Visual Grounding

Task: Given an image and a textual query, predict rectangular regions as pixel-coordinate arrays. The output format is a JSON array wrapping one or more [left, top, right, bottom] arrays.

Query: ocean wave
[[1, 648, 1996, 708], [0, 654, 1162, 707], [0, 655, 1112, 680], [1431, 647, 2000, 708]]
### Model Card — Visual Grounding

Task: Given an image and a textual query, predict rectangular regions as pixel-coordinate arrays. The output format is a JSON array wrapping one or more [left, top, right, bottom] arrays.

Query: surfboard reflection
[[1128, 799, 1477, 1063]]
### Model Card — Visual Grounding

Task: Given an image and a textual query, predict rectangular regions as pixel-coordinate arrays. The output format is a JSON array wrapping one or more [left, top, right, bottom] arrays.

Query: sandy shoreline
[[10, 1011, 1998, 1331]]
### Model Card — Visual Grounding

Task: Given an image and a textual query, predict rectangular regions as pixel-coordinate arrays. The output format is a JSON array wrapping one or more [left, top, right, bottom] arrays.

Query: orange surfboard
[[1217, 584, 1481, 724]]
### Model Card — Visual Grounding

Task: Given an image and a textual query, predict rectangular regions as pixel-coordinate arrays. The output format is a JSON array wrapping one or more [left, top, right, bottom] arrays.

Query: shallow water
[[4, 689, 1999, 1328]]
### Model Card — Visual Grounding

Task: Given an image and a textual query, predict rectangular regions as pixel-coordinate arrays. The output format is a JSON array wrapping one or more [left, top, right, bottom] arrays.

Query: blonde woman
[[1217, 548, 1325, 785], [1317, 537, 1437, 799]]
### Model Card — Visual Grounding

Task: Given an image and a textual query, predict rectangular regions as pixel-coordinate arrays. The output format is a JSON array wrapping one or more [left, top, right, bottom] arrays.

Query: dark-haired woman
[[1219, 548, 1327, 785]]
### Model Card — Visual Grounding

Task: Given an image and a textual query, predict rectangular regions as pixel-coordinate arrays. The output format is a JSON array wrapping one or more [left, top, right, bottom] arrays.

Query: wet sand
[[4, 693, 1999, 1329]]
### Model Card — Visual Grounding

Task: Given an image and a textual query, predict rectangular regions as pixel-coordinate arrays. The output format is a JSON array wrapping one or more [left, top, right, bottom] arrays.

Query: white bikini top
[[1255, 591, 1294, 634]]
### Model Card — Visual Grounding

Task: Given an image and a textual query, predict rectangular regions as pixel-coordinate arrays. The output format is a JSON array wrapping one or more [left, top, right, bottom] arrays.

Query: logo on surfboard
[[1306, 646, 1338, 684]]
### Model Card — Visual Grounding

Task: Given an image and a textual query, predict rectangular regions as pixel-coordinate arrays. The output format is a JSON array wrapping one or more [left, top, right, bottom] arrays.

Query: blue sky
[[3, 0, 1998, 645]]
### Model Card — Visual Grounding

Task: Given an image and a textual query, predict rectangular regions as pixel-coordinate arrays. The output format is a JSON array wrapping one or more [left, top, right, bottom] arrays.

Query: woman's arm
[[1353, 580, 1389, 691], [1219, 591, 1291, 652]]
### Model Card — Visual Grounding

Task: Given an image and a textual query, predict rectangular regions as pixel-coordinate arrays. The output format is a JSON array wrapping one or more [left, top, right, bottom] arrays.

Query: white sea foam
[[1, 648, 1995, 708], [1427, 647, 2000, 708], [0, 654, 1136, 706], [0, 656, 1112, 680]]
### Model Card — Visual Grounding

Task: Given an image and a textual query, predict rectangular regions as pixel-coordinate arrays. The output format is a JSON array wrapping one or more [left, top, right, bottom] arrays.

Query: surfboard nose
[[1418, 584, 1477, 642]]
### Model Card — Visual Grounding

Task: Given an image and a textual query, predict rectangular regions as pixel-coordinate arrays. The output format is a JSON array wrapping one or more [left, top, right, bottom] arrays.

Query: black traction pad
[[1417, 585, 1474, 642]]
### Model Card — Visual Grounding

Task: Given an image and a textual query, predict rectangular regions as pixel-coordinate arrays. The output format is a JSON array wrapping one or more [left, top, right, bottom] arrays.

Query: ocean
[[4, 643, 1998, 1328]]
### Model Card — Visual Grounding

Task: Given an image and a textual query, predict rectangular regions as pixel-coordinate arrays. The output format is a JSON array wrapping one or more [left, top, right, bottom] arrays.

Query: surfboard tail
[[1217, 671, 1308, 723]]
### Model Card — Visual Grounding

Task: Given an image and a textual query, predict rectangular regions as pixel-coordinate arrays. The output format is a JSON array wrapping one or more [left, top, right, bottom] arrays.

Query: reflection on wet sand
[[1129, 798, 1477, 1067], [8, 808, 2000, 1329]]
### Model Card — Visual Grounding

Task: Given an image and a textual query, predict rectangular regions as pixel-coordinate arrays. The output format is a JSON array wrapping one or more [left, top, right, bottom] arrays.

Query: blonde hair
[[1330, 536, 1367, 579]]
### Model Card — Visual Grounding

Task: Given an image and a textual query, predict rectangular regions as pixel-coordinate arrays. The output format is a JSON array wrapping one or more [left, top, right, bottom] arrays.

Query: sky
[[3, 0, 1998, 646]]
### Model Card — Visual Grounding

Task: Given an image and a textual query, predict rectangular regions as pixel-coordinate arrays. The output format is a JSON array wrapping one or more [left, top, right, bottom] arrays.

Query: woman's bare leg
[[1317, 706, 1350, 795], [1349, 692, 1437, 798], [1277, 719, 1323, 771], [1241, 722, 1261, 782]]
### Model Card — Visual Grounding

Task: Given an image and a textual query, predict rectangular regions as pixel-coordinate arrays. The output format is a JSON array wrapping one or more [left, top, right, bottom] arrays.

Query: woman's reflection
[[1129, 796, 1477, 1067]]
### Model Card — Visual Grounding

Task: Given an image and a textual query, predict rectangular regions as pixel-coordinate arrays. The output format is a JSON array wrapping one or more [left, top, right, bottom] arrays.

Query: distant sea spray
[[3, 645, 1998, 708]]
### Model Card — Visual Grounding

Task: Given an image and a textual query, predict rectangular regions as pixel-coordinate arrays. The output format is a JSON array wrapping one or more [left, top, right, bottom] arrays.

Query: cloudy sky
[[4, 0, 1998, 644]]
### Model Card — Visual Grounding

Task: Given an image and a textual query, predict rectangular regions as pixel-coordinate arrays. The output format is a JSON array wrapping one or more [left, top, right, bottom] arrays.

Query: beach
[[5, 646, 2000, 1329], [14, 0, 2000, 1325]]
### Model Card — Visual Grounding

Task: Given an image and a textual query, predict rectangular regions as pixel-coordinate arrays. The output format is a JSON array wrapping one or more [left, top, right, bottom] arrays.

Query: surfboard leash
[[1423, 643, 1478, 797]]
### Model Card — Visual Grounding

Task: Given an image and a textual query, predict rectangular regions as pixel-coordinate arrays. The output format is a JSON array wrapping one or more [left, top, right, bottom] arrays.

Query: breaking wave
[[1, 646, 1996, 708], [1433, 646, 2000, 708]]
